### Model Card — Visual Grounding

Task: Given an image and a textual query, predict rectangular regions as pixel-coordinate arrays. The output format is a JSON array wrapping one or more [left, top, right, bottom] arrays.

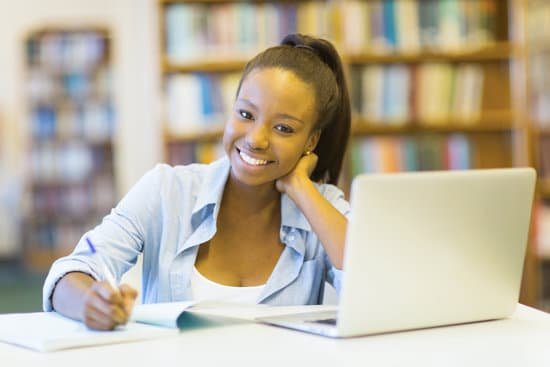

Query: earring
[[304, 150, 311, 156]]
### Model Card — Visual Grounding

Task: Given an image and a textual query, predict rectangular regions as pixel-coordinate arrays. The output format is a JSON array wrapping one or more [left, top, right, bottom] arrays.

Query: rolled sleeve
[[325, 256, 344, 295], [42, 255, 101, 311], [321, 184, 350, 219], [319, 184, 349, 294], [42, 164, 166, 311]]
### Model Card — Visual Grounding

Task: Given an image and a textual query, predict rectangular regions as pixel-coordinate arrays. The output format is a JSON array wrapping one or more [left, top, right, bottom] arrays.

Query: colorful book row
[[26, 31, 107, 72], [540, 137, 550, 179], [529, 53, 550, 127], [28, 221, 98, 252], [535, 200, 550, 258], [30, 142, 111, 183], [31, 175, 115, 219], [164, 0, 500, 63], [165, 72, 240, 134], [353, 63, 483, 124], [351, 134, 470, 175], [30, 101, 114, 142], [339, 0, 497, 53], [27, 65, 112, 103], [164, 1, 328, 62]]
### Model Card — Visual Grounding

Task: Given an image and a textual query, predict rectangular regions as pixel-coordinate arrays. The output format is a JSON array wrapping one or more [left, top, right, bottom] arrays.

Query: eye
[[238, 109, 254, 120], [274, 124, 294, 134]]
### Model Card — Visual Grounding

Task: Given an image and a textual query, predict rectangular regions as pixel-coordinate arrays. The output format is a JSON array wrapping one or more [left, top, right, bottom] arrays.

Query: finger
[[119, 284, 138, 300], [275, 179, 285, 193], [92, 281, 124, 306], [298, 152, 317, 166], [119, 284, 138, 317], [85, 310, 115, 330], [83, 307, 118, 330], [91, 298, 127, 325], [304, 153, 318, 175], [85, 289, 127, 324]]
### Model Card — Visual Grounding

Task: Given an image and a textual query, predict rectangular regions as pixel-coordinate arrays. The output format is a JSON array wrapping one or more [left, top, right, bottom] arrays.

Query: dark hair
[[235, 34, 351, 185]]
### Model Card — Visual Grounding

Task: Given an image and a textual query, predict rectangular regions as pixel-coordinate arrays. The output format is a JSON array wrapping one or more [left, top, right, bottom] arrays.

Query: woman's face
[[223, 67, 319, 188]]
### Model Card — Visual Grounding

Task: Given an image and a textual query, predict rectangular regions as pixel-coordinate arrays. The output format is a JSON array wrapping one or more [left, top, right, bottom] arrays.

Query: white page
[[0, 312, 177, 352]]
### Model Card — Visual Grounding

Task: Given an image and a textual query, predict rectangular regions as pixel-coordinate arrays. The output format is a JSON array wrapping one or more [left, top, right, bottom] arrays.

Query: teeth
[[239, 150, 269, 166]]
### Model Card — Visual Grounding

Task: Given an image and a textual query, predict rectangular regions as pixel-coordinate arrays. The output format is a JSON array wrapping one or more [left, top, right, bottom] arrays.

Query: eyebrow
[[237, 98, 305, 125]]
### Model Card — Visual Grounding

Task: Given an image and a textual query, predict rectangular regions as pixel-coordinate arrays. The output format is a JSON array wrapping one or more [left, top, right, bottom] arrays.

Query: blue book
[[382, 67, 392, 121], [419, 0, 440, 48], [382, 0, 397, 49], [198, 74, 214, 122], [447, 134, 470, 170], [286, 3, 298, 36], [400, 137, 418, 171]]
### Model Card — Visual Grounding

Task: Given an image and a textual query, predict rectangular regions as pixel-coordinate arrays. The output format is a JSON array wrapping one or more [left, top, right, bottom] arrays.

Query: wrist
[[285, 174, 316, 204]]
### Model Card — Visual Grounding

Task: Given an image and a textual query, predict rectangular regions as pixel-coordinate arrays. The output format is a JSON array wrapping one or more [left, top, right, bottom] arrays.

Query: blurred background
[[0, 0, 550, 313]]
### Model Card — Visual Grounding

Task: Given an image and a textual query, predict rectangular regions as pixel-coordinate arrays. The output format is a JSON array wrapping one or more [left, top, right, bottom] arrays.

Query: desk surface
[[2, 304, 550, 367]]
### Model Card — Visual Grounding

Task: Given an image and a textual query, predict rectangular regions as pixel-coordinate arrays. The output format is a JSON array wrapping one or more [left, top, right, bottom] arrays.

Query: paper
[[0, 303, 338, 352], [0, 312, 177, 352]]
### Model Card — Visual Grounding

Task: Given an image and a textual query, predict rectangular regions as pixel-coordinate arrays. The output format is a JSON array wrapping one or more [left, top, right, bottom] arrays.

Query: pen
[[85, 236, 119, 293]]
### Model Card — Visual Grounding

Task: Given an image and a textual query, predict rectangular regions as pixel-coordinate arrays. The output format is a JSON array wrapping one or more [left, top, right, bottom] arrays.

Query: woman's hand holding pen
[[81, 281, 137, 330], [78, 236, 138, 330]]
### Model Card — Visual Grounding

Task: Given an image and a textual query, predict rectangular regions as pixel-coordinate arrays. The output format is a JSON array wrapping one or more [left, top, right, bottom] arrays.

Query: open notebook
[[0, 301, 335, 352]]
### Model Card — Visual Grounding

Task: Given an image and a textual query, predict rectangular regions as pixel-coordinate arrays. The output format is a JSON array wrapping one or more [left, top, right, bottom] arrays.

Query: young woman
[[43, 33, 352, 330]]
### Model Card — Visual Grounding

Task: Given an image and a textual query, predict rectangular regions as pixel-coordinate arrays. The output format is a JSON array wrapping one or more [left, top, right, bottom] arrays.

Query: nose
[[245, 122, 269, 151]]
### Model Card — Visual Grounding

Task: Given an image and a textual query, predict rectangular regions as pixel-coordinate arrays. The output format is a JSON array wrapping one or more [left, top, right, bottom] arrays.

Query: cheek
[[222, 118, 242, 151], [275, 143, 306, 169]]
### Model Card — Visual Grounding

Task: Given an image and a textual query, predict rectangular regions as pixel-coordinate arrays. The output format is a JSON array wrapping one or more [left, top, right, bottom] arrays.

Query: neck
[[221, 173, 281, 219]]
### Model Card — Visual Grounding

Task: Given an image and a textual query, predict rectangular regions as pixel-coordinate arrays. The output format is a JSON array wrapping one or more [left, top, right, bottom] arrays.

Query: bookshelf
[[526, 0, 550, 310], [22, 28, 117, 272], [159, 1, 537, 304]]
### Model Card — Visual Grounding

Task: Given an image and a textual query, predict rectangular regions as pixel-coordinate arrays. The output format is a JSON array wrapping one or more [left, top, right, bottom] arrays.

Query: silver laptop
[[259, 168, 536, 337]]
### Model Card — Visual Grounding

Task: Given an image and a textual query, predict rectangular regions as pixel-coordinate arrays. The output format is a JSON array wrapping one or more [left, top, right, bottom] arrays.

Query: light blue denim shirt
[[43, 156, 350, 311]]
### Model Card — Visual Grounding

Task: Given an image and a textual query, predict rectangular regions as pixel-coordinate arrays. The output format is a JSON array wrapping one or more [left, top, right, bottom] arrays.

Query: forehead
[[238, 68, 317, 122]]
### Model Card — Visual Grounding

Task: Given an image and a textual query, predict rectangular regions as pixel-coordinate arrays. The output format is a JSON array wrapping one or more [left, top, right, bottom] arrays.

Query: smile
[[237, 148, 272, 166]]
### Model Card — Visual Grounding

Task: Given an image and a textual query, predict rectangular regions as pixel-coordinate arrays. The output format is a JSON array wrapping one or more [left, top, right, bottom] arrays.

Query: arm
[[44, 164, 167, 328], [276, 154, 347, 269], [52, 271, 137, 330]]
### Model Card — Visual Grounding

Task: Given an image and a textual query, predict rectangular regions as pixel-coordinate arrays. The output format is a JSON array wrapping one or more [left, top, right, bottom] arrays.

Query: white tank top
[[189, 266, 265, 304]]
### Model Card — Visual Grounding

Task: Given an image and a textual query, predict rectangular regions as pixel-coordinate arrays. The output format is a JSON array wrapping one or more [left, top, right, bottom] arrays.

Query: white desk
[[2, 304, 550, 367]]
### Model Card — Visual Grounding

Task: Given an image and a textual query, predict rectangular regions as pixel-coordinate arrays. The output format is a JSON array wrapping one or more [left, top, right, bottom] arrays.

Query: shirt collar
[[190, 155, 313, 234], [191, 155, 231, 224]]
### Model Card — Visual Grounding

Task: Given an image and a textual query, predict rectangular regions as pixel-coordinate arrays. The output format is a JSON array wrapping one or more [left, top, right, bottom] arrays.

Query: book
[[0, 302, 335, 352]]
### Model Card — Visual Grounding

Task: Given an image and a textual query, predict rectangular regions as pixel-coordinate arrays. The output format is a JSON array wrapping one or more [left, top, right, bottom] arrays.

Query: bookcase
[[526, 0, 550, 311], [159, 0, 539, 305], [22, 28, 117, 272]]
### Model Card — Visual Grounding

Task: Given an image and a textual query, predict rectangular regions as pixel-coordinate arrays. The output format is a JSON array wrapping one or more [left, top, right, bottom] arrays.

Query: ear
[[305, 129, 321, 154]]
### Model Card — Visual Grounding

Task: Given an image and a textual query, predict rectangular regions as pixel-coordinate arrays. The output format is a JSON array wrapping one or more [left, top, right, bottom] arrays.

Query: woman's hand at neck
[[275, 152, 318, 201]]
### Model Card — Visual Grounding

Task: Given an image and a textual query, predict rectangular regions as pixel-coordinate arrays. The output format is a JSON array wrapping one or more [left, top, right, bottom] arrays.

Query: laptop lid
[[337, 168, 536, 337]]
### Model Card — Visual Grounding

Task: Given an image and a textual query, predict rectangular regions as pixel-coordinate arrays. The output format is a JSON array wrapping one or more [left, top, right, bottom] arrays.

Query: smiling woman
[[43, 33, 352, 331], [223, 68, 319, 187]]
